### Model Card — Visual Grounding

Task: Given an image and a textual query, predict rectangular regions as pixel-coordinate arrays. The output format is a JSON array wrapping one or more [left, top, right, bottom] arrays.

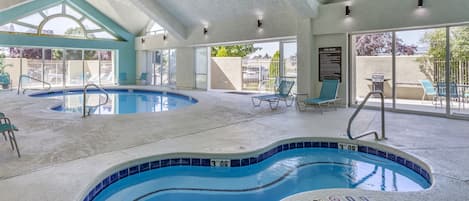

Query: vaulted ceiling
[[0, 0, 334, 37]]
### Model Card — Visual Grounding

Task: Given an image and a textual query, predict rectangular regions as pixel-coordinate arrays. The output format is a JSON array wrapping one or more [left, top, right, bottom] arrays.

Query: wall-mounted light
[[141, 38, 145, 44], [345, 5, 351, 16], [417, 0, 423, 8], [257, 19, 263, 28], [203, 27, 208, 35], [163, 31, 167, 41]]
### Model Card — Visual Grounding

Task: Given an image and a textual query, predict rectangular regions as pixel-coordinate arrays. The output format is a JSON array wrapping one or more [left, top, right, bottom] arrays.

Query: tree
[[211, 44, 260, 57], [64, 27, 85, 38], [355, 32, 417, 56], [420, 27, 469, 83], [269, 51, 280, 78], [215, 47, 228, 57]]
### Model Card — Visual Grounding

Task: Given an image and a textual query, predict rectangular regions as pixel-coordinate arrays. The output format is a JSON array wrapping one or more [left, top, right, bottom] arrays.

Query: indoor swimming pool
[[30, 89, 197, 115]]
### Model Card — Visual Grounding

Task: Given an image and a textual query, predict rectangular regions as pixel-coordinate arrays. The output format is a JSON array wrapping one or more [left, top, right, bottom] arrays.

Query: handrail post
[[17, 75, 52, 95], [82, 83, 110, 118], [347, 91, 387, 141]]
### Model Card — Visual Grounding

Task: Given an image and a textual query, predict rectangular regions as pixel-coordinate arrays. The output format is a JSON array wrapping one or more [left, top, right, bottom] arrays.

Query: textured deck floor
[[0, 86, 468, 201]]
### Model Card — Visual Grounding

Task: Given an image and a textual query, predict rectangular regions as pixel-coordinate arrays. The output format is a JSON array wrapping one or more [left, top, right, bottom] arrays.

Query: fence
[[241, 59, 280, 91], [434, 60, 469, 85]]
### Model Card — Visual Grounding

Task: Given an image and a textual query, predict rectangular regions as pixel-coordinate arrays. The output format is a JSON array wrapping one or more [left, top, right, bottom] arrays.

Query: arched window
[[41, 17, 85, 38], [0, 3, 118, 40]]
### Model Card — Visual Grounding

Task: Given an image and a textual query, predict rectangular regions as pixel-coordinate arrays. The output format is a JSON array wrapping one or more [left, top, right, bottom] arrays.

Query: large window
[[351, 25, 469, 118], [0, 46, 116, 88], [0, 3, 117, 40]]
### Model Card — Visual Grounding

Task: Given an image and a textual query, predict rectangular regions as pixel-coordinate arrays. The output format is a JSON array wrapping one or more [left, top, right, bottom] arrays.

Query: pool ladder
[[347, 91, 387, 141], [83, 83, 110, 118], [17, 75, 52, 95]]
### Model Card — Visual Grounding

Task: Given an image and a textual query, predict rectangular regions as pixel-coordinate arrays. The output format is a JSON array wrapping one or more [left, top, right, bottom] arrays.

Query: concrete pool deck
[[0, 86, 468, 201]]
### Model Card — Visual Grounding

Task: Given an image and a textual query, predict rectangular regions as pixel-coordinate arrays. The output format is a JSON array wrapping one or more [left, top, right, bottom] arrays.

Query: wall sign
[[319, 47, 342, 82]]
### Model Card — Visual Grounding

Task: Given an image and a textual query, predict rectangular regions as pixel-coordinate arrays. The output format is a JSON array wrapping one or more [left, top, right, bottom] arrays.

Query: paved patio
[[0, 86, 468, 201]]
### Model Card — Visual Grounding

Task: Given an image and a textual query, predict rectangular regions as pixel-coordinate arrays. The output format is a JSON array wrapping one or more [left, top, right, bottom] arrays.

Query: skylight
[[146, 21, 164, 35]]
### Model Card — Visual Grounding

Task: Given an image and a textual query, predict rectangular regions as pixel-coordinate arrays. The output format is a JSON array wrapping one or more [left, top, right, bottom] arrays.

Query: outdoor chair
[[296, 79, 340, 113], [136, 72, 149, 85], [419, 80, 438, 106], [251, 80, 295, 110], [0, 112, 20, 158], [437, 82, 462, 109]]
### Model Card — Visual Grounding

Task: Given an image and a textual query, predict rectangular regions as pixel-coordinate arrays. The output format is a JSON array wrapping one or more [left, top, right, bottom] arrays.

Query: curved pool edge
[[79, 137, 434, 201], [27, 86, 199, 115]]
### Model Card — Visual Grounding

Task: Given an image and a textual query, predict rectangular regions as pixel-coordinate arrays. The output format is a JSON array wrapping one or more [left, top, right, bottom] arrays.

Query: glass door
[[449, 25, 469, 116], [169, 49, 176, 87], [281, 41, 297, 94], [99, 50, 114, 85], [84, 50, 99, 84], [152, 50, 162, 86], [22, 47, 43, 88], [351, 32, 394, 108], [65, 49, 83, 87], [395, 28, 446, 114], [195, 47, 209, 90], [44, 48, 64, 87]]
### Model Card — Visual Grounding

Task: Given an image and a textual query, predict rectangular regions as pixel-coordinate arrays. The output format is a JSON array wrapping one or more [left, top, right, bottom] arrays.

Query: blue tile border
[[83, 141, 432, 201]]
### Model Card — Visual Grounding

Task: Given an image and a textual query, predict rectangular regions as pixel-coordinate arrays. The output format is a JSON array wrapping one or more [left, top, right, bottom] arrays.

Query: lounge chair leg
[[285, 96, 294, 107], [8, 131, 20, 158], [2, 131, 6, 141], [269, 100, 279, 110], [251, 97, 262, 107], [8, 131, 15, 150]]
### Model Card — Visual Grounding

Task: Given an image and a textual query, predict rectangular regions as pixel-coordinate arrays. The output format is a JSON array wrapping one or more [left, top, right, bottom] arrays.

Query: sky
[[251, 41, 297, 58]]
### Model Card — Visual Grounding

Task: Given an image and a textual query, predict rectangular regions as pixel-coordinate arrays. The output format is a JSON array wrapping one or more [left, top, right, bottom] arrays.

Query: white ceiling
[[87, 0, 150, 34], [154, 0, 298, 28], [0, 0, 325, 37]]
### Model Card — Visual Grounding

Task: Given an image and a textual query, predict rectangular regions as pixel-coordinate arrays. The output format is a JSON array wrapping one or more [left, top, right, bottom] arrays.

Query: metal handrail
[[82, 83, 110, 118], [17, 75, 52, 95], [347, 91, 387, 141]]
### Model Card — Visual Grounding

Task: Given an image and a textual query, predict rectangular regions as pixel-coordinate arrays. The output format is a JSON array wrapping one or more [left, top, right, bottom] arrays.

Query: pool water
[[31, 89, 197, 115], [93, 148, 430, 201]]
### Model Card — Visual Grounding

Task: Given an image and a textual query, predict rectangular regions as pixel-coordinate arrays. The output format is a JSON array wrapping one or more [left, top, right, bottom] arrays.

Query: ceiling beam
[[130, 0, 187, 40], [288, 0, 319, 18]]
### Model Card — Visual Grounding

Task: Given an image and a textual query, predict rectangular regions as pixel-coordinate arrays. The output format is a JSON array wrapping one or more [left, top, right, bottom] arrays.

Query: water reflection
[[47, 90, 195, 114]]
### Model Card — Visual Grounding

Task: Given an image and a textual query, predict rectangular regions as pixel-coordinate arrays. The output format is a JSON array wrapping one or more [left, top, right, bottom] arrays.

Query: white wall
[[175, 47, 195, 89], [296, 18, 313, 95]]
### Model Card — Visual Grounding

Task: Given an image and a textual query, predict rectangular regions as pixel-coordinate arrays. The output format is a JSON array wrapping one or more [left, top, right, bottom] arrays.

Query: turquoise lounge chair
[[297, 79, 340, 113], [0, 112, 20, 158], [419, 80, 438, 106], [137, 72, 149, 85], [251, 80, 295, 110]]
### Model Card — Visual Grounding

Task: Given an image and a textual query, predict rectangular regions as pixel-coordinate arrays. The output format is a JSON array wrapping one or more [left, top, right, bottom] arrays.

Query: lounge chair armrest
[[0, 117, 12, 124]]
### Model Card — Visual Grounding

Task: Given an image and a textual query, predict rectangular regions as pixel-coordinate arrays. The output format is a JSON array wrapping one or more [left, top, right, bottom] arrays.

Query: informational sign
[[319, 47, 342, 82]]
